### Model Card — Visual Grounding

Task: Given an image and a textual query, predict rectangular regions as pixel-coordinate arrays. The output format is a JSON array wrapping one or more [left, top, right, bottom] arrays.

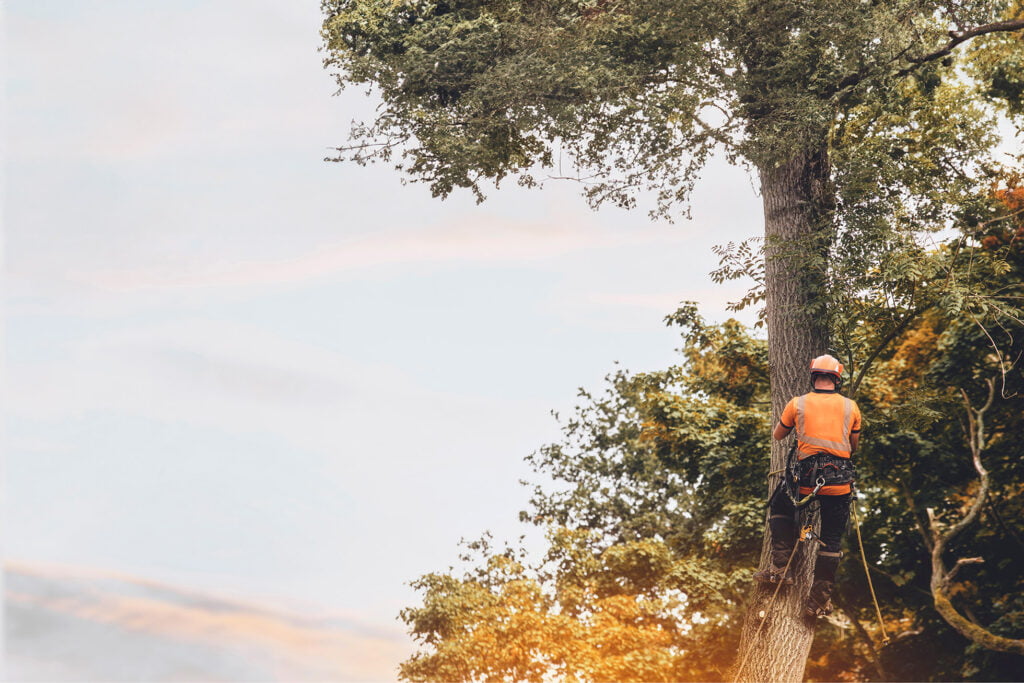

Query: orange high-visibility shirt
[[779, 391, 861, 495]]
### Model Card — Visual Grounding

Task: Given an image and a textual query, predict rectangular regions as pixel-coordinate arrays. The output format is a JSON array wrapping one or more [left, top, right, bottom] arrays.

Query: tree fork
[[732, 148, 833, 683]]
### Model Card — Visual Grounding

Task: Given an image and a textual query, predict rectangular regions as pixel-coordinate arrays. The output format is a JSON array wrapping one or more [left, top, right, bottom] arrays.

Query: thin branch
[[901, 19, 1024, 72], [899, 479, 936, 553], [834, 595, 889, 681], [986, 498, 1024, 550], [849, 304, 932, 399], [967, 313, 1016, 399], [944, 556, 984, 586], [692, 113, 738, 150], [973, 206, 1024, 232]]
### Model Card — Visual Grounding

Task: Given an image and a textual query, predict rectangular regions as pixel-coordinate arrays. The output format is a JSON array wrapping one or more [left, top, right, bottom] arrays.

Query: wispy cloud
[[7, 560, 409, 681], [74, 217, 694, 293], [578, 287, 762, 326], [7, 317, 544, 461]]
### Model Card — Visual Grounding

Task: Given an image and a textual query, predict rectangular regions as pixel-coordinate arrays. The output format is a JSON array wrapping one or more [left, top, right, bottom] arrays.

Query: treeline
[[399, 218, 1024, 679]]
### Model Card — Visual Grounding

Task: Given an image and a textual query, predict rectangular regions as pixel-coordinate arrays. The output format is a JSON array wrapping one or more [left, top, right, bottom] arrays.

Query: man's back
[[782, 391, 861, 459]]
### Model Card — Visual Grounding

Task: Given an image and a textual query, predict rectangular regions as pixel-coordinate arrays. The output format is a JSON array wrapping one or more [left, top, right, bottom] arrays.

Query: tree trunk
[[731, 149, 833, 682]]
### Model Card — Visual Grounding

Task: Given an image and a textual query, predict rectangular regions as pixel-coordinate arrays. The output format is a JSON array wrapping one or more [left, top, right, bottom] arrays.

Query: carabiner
[[794, 477, 825, 508]]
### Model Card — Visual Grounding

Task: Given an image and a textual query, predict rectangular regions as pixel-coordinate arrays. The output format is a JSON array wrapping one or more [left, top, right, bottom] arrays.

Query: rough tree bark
[[731, 148, 834, 682]]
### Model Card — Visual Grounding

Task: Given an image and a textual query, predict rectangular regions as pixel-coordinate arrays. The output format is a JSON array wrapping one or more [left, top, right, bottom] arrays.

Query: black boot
[[770, 514, 797, 568], [755, 514, 797, 584], [804, 551, 841, 617], [805, 580, 834, 617]]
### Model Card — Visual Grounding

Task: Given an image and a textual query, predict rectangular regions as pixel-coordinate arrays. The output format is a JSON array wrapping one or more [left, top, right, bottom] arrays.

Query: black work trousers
[[768, 484, 851, 583]]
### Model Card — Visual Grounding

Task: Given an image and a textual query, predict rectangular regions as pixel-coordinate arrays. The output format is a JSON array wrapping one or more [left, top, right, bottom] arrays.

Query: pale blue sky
[[4, 0, 761, 654]]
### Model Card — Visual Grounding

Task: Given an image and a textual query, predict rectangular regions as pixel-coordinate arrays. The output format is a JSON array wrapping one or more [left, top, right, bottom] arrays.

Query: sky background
[[4, 0, 762, 674]]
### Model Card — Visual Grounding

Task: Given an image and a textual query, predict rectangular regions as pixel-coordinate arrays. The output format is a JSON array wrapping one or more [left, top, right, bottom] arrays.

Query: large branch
[[831, 18, 1024, 101], [901, 19, 1024, 70], [927, 379, 1024, 656]]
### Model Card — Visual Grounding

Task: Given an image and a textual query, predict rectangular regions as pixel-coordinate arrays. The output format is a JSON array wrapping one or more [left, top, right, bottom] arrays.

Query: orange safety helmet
[[810, 354, 844, 388]]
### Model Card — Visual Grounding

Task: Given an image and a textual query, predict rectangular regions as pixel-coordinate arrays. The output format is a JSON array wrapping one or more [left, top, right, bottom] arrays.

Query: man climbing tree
[[755, 356, 861, 617], [321, 1, 1024, 679]]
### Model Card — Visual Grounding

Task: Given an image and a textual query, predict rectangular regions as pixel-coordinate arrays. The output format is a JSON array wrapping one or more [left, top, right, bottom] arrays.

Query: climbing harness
[[778, 442, 856, 509], [797, 452, 856, 490]]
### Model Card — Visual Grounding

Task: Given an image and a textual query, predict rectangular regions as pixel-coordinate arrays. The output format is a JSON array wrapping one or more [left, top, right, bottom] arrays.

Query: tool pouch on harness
[[797, 452, 855, 489]]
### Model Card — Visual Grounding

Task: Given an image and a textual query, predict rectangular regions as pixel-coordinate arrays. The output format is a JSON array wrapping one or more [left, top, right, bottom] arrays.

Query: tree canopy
[[322, 0, 1021, 211], [320, 0, 1024, 678]]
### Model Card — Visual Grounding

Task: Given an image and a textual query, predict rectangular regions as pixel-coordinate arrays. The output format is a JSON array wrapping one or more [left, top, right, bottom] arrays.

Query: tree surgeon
[[756, 354, 861, 618]]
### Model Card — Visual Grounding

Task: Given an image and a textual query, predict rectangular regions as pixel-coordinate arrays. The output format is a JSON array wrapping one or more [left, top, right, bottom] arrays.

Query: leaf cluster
[[399, 313, 773, 681]]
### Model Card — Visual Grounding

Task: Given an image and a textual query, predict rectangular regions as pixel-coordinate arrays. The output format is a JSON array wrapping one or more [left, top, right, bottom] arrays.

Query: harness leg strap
[[814, 550, 842, 583]]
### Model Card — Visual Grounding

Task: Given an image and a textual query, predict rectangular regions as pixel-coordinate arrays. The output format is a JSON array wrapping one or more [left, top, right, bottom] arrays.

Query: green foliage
[[320, 2, 1024, 678], [398, 315, 770, 681], [323, 0, 1018, 215], [399, 270, 1024, 680], [968, 1, 1024, 118]]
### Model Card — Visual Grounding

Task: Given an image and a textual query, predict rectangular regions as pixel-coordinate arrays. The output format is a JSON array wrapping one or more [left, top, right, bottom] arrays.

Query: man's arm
[[850, 403, 862, 454], [775, 399, 796, 441], [773, 421, 793, 441]]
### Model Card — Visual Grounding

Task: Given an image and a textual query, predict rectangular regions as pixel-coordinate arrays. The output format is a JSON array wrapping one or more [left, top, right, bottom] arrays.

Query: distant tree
[[399, 314, 772, 681], [399, 532, 701, 682], [321, 1, 1024, 677]]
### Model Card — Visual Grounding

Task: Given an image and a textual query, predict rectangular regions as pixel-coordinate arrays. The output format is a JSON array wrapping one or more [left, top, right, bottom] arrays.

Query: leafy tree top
[[322, 0, 1022, 213]]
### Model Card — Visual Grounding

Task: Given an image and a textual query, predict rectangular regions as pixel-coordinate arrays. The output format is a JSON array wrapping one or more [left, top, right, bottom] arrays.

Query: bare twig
[[944, 556, 984, 586]]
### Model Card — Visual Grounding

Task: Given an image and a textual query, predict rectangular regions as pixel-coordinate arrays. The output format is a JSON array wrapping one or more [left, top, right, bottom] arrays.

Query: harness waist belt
[[797, 452, 856, 488]]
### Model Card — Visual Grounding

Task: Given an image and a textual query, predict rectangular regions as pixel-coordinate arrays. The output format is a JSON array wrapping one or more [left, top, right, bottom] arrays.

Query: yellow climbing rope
[[852, 494, 890, 645]]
